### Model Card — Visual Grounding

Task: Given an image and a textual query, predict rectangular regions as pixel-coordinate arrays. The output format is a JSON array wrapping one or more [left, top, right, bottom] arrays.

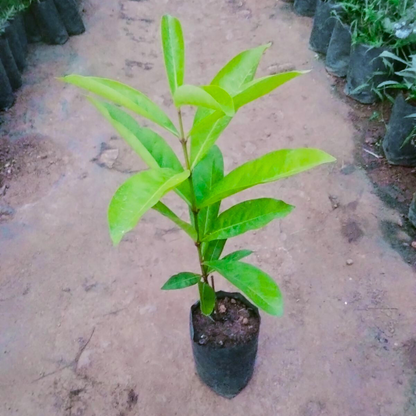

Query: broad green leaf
[[162, 272, 200, 290], [198, 282, 216, 316], [205, 260, 283, 316], [222, 249, 253, 262], [190, 114, 232, 168], [153, 202, 197, 241], [61, 75, 178, 136], [189, 110, 223, 138], [89, 99, 182, 170], [88, 98, 192, 206], [211, 43, 271, 95], [109, 168, 190, 245], [161, 15, 185, 95], [199, 148, 336, 208], [203, 239, 227, 273], [203, 198, 294, 242], [174, 85, 234, 116], [233, 71, 308, 110]]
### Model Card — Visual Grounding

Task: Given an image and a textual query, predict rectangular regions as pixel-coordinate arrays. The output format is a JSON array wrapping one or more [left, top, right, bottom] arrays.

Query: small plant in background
[[0, 0, 32, 33]]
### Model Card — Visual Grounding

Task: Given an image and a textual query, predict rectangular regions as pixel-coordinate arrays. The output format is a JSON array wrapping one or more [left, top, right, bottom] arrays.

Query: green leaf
[[222, 249, 253, 262], [161, 15, 185, 95], [108, 168, 190, 245], [211, 43, 271, 95], [60, 75, 178, 136], [198, 282, 216, 316], [174, 85, 235, 116], [88, 98, 192, 206], [205, 260, 283, 316], [153, 202, 197, 241], [89, 99, 182, 170], [203, 198, 294, 242], [203, 239, 227, 263], [162, 272, 200, 290], [233, 71, 308, 110], [199, 148, 336, 208], [190, 114, 232, 169]]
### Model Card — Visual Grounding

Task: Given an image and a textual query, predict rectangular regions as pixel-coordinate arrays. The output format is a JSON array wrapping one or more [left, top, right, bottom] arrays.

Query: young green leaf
[[221, 249, 253, 262], [88, 98, 192, 206], [199, 148, 336, 208], [198, 282, 216, 316], [205, 260, 283, 316], [233, 71, 308, 110], [202, 198, 294, 242], [162, 272, 200, 290], [161, 15, 185, 95], [153, 202, 197, 241], [60, 75, 178, 136], [190, 114, 232, 169], [109, 168, 190, 245], [211, 43, 272, 95], [203, 239, 227, 263], [174, 85, 235, 116]]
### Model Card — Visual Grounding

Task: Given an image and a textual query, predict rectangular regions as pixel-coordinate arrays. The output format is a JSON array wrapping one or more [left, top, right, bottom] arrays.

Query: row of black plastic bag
[[0, 0, 85, 110]]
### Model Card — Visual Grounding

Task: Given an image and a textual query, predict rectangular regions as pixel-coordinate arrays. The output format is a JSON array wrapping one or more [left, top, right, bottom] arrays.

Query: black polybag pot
[[0, 59, 14, 110], [24, 10, 42, 43], [190, 291, 260, 399], [326, 20, 351, 77], [13, 15, 28, 53], [31, 0, 69, 45], [382, 94, 416, 167], [345, 44, 390, 104], [409, 194, 416, 228], [309, 0, 339, 55], [4, 21, 26, 72], [53, 0, 85, 36], [0, 38, 22, 91], [294, 0, 318, 17]]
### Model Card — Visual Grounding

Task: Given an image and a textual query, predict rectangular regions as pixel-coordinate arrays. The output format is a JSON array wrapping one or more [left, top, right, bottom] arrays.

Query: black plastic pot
[[345, 44, 390, 104], [325, 20, 351, 77], [31, 0, 69, 45], [13, 15, 28, 53], [0, 59, 14, 110], [0, 38, 22, 91], [382, 94, 416, 167], [409, 194, 416, 228], [309, 0, 339, 55], [24, 10, 42, 43], [4, 21, 26, 72], [190, 291, 260, 399], [53, 0, 85, 36], [294, 0, 317, 17]]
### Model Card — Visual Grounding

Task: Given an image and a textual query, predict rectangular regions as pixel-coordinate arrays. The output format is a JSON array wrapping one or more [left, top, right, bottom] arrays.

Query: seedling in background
[[61, 15, 335, 317]]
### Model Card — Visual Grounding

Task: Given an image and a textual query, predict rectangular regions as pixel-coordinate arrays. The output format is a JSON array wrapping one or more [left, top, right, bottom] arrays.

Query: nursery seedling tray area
[[0, 1, 415, 415]]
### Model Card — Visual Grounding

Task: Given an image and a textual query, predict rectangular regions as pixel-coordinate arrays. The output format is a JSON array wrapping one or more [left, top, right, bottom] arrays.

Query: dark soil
[[192, 296, 260, 348]]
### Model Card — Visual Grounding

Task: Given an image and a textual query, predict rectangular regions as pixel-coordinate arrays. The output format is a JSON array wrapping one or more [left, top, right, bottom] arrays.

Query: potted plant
[[325, 18, 351, 77], [61, 15, 335, 398], [378, 51, 416, 167], [294, 0, 318, 17]]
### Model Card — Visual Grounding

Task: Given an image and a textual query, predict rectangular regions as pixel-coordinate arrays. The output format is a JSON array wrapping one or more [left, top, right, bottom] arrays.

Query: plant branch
[[177, 109, 208, 284]]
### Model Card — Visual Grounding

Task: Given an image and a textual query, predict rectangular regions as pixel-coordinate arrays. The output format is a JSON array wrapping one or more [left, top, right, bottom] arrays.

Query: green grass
[[0, 0, 33, 33]]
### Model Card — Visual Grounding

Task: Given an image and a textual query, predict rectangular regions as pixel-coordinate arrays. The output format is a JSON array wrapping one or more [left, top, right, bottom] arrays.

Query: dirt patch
[[192, 296, 260, 348], [0, 134, 68, 216]]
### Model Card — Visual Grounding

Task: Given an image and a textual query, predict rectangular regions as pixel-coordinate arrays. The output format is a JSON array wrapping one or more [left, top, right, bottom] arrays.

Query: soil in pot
[[24, 11, 42, 43], [190, 291, 260, 399], [4, 22, 26, 72], [31, 0, 69, 45], [53, 0, 85, 36], [294, 0, 317, 17], [345, 44, 390, 104], [309, 0, 340, 55], [382, 94, 416, 167], [325, 20, 351, 77], [0, 38, 22, 91], [409, 194, 416, 228], [0, 59, 14, 110]]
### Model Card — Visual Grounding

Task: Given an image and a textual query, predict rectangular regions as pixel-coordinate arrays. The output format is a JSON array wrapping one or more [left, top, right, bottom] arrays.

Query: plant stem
[[177, 109, 209, 284]]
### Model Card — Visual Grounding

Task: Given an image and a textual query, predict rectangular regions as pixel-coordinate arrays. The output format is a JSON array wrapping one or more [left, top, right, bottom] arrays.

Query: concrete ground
[[1, 0, 416, 415]]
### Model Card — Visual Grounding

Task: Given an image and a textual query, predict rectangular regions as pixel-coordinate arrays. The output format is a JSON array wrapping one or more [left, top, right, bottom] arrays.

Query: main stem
[[177, 109, 209, 284]]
